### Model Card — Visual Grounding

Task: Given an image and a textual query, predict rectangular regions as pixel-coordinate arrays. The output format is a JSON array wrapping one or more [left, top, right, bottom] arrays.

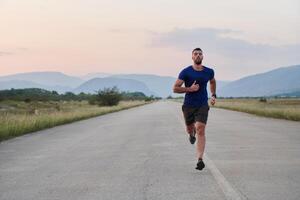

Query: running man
[[173, 48, 216, 170]]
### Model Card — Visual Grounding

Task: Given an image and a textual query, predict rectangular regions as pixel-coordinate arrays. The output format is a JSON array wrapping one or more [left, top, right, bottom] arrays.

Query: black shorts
[[181, 104, 210, 125]]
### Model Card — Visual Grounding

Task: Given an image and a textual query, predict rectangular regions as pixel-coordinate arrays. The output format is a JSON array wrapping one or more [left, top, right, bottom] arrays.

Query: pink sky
[[1, 0, 299, 80]]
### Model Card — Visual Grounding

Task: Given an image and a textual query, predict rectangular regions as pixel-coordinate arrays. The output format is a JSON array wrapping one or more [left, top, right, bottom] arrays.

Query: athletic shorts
[[181, 104, 210, 125]]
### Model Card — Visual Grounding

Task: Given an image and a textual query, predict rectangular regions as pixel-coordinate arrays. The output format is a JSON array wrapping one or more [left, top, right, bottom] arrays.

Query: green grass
[[171, 98, 300, 121], [0, 100, 150, 142]]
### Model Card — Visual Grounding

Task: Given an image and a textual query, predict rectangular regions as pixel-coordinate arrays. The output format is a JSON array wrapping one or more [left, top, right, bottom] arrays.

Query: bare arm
[[173, 79, 199, 93], [173, 79, 188, 93], [209, 78, 216, 105], [210, 78, 216, 95]]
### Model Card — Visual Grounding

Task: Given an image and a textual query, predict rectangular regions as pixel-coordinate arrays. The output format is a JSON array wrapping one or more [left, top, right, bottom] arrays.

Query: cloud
[[0, 51, 13, 56], [17, 47, 29, 51], [149, 27, 300, 63], [108, 28, 123, 33], [147, 27, 300, 80], [0, 48, 28, 56]]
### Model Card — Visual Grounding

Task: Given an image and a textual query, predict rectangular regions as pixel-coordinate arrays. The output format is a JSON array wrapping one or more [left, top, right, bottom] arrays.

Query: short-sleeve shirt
[[178, 65, 214, 107]]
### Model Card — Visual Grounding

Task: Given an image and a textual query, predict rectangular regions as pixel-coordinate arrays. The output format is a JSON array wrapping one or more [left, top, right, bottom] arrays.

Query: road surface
[[1, 101, 300, 200]]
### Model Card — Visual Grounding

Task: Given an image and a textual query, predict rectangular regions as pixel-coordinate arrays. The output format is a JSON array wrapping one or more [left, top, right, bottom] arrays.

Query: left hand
[[210, 96, 216, 106]]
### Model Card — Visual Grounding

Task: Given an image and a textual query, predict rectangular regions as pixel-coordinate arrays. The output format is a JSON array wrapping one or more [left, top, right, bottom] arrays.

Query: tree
[[95, 86, 122, 106]]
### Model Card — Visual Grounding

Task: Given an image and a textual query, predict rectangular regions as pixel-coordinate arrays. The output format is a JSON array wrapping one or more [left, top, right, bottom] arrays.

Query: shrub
[[145, 95, 155, 102], [96, 86, 122, 106], [259, 97, 267, 103], [88, 95, 97, 105], [24, 98, 31, 103]]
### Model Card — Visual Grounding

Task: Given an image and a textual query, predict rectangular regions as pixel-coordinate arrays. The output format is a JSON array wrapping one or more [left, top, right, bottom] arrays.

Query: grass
[[214, 98, 300, 121], [171, 98, 300, 121], [0, 100, 150, 142]]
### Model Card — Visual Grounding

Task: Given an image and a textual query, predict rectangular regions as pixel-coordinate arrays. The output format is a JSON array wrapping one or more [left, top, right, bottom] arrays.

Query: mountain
[[0, 71, 232, 97], [3, 64, 298, 98], [0, 80, 45, 90], [0, 71, 84, 88], [210, 80, 230, 96], [80, 72, 113, 80], [217, 80, 231, 90], [219, 65, 300, 97], [109, 74, 176, 98], [73, 77, 156, 96], [96, 74, 230, 98], [0, 80, 73, 93], [272, 90, 300, 97]]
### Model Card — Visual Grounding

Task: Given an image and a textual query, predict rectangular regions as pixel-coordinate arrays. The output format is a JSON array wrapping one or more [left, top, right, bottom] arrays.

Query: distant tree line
[[0, 87, 161, 106], [0, 88, 88, 101]]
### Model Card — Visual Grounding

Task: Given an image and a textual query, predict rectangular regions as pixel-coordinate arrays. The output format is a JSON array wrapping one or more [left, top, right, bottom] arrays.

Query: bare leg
[[195, 122, 206, 159], [186, 123, 195, 135]]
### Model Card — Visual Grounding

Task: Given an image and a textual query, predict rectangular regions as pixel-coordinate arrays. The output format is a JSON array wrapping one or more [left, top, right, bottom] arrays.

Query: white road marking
[[205, 156, 247, 200]]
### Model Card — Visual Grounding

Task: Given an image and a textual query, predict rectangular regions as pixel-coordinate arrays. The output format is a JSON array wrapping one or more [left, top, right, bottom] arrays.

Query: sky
[[0, 0, 299, 80]]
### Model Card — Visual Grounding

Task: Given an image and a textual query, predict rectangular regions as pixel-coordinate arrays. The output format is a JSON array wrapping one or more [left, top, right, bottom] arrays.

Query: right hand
[[188, 81, 199, 92]]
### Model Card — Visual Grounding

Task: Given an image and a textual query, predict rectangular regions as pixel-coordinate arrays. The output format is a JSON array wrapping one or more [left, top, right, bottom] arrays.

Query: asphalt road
[[0, 101, 300, 200]]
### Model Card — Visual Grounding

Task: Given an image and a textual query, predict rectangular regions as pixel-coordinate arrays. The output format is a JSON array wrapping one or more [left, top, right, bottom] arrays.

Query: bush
[[145, 95, 156, 102], [259, 97, 267, 103], [24, 98, 31, 103], [96, 86, 122, 106], [88, 95, 97, 105], [121, 91, 147, 101]]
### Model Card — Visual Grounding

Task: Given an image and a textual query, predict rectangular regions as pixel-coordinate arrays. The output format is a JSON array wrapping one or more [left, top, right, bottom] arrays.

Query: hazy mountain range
[[73, 77, 156, 96], [80, 73, 112, 80], [0, 71, 83, 88], [218, 65, 300, 97], [0, 65, 299, 97]]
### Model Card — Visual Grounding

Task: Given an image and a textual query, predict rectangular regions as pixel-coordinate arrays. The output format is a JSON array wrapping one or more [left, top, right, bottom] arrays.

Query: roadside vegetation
[[169, 96, 300, 121], [215, 98, 300, 121], [0, 87, 161, 142]]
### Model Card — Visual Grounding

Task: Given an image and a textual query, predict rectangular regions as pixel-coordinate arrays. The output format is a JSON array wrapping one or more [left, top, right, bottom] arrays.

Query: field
[[214, 98, 300, 121], [0, 100, 149, 142], [173, 98, 300, 121]]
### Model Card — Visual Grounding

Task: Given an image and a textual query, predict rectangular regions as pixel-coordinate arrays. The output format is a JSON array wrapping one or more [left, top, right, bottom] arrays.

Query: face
[[192, 50, 203, 65]]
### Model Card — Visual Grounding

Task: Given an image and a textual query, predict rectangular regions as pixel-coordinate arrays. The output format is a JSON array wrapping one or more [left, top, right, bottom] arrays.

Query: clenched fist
[[187, 80, 199, 93]]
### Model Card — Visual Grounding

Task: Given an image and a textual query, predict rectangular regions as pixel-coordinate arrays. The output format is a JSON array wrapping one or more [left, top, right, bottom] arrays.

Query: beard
[[194, 58, 202, 65]]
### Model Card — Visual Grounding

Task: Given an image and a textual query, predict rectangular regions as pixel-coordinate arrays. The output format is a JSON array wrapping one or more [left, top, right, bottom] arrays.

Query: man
[[173, 48, 216, 170]]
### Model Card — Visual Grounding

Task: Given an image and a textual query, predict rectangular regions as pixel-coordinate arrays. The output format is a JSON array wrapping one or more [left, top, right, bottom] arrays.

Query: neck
[[192, 64, 204, 71]]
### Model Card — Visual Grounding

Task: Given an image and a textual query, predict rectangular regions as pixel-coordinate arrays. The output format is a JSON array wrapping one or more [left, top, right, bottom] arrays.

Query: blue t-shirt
[[178, 65, 214, 107]]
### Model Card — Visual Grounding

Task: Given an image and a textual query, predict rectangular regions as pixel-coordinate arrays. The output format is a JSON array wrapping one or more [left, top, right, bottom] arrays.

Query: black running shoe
[[189, 129, 196, 144], [195, 158, 205, 170]]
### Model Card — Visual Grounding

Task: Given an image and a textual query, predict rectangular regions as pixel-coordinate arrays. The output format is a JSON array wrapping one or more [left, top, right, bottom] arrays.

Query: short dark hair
[[192, 48, 202, 53]]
